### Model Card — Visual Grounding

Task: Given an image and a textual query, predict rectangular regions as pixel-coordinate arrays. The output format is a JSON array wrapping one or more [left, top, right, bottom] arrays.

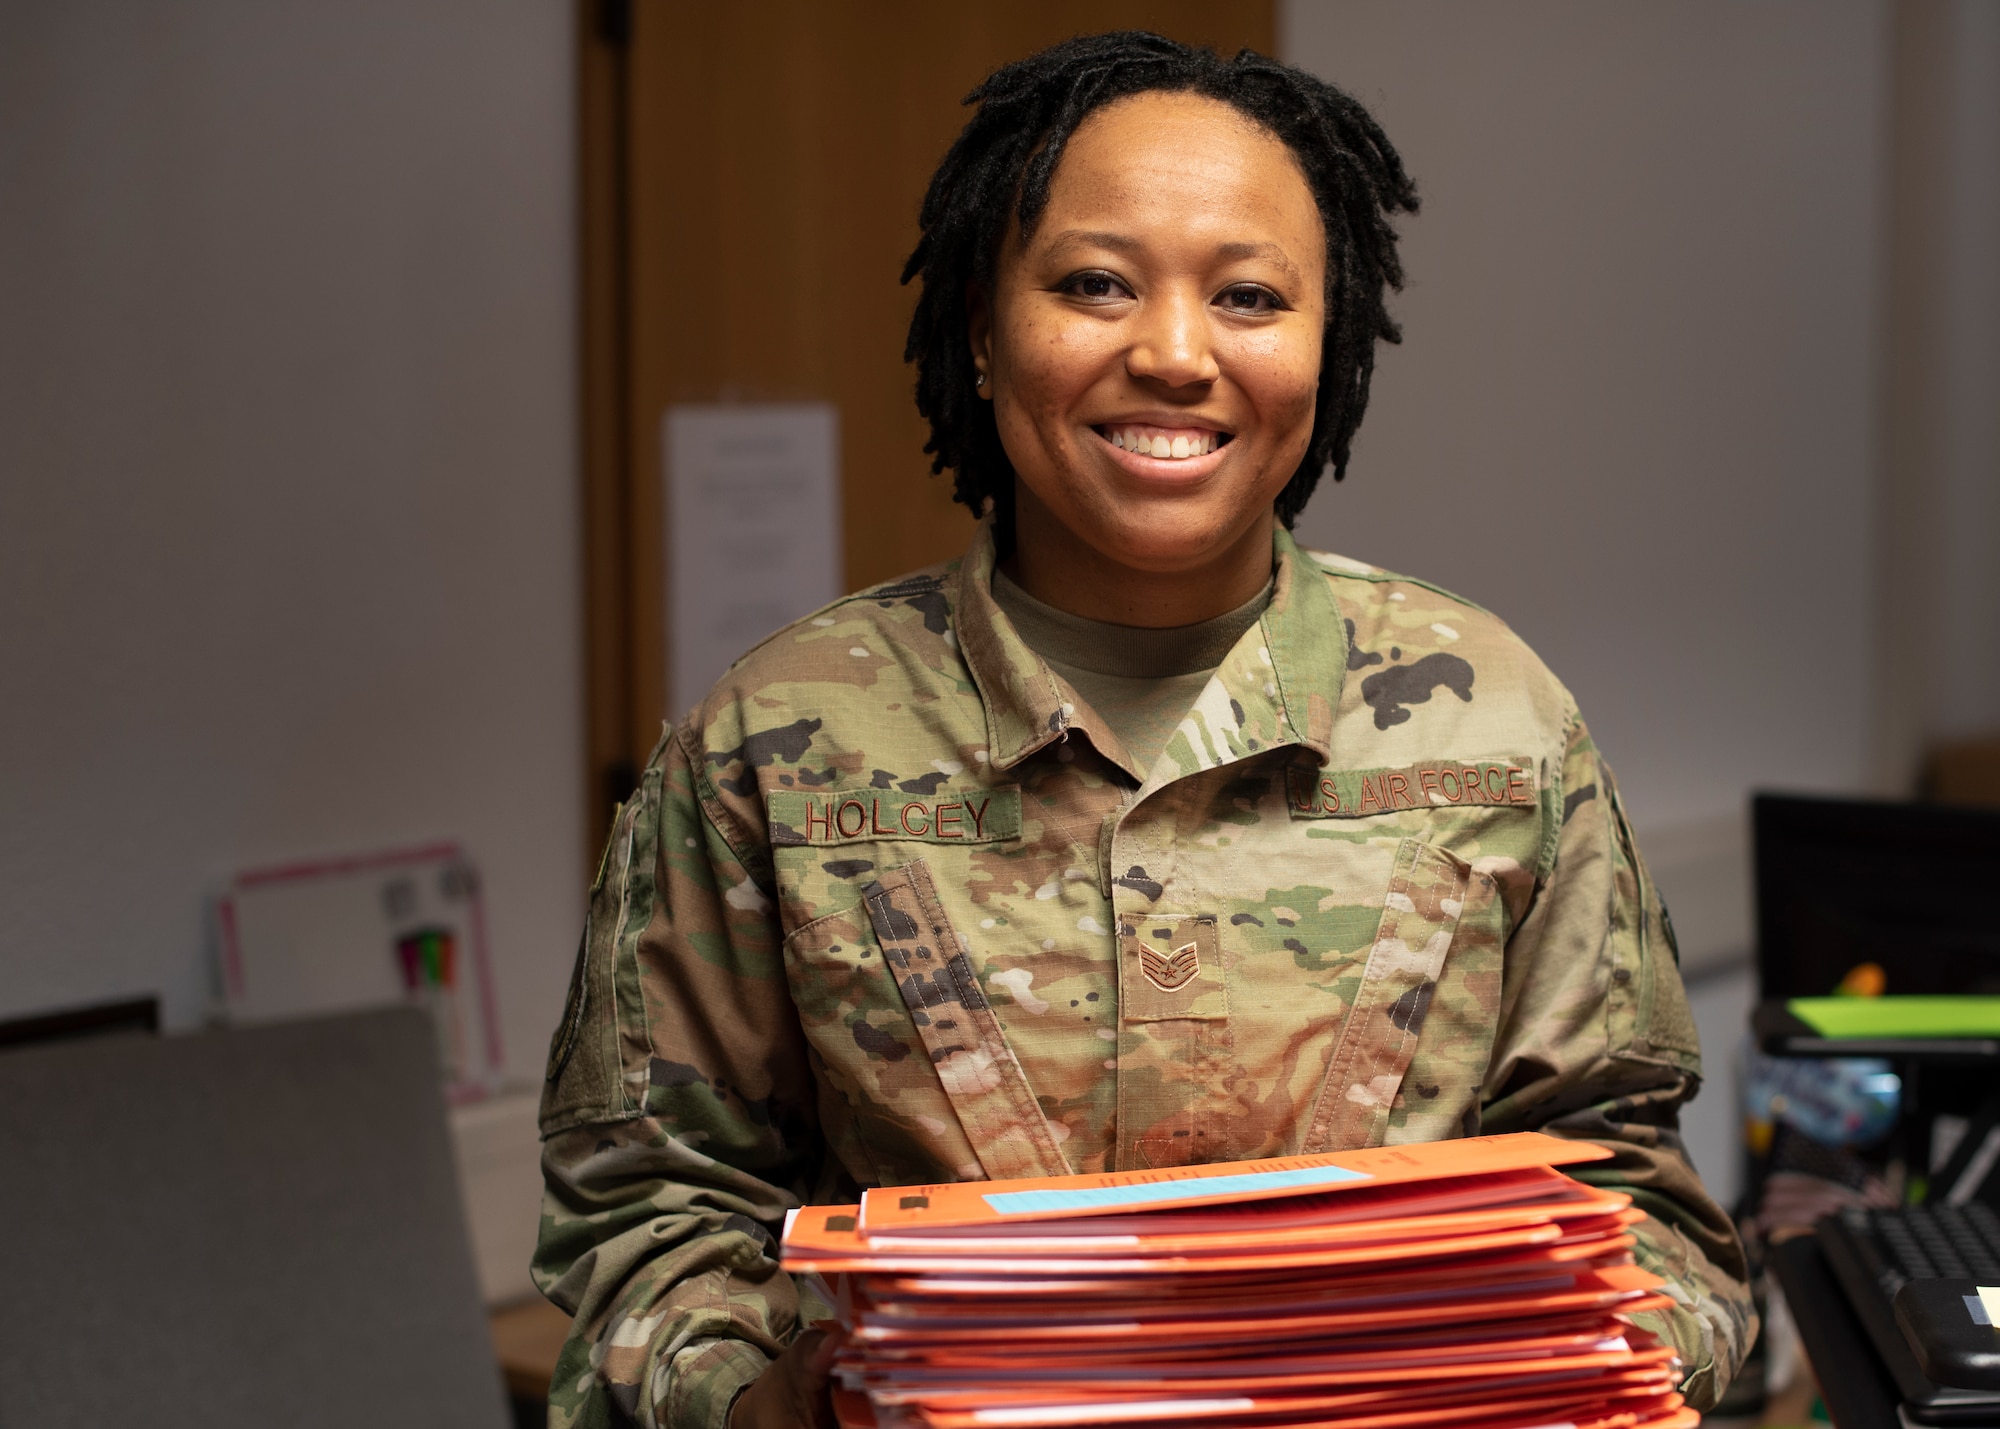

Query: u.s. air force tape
[[1286, 758, 1538, 818], [768, 787, 1022, 846]]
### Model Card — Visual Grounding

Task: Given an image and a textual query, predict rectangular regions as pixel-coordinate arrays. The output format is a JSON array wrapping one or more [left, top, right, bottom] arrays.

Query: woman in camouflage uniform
[[533, 33, 1754, 1429]]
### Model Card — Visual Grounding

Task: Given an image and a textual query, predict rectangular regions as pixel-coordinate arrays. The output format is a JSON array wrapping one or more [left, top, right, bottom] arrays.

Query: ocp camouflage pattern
[[533, 520, 1755, 1427]]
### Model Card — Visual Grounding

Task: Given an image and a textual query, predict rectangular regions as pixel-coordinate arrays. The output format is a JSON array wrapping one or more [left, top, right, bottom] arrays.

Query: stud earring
[[975, 373, 987, 388]]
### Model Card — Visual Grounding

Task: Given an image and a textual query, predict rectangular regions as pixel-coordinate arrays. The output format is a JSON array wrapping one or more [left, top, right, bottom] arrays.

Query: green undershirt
[[991, 569, 1273, 776]]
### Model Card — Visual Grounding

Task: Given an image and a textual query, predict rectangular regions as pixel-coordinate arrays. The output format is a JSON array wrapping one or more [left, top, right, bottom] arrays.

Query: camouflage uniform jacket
[[533, 519, 1755, 1427]]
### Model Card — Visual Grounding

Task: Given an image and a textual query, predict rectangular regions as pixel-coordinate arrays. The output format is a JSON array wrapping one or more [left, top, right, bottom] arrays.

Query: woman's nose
[[1125, 288, 1221, 389]]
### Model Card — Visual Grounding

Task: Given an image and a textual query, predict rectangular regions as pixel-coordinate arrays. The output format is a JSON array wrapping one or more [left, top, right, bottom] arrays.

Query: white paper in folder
[[666, 403, 841, 716]]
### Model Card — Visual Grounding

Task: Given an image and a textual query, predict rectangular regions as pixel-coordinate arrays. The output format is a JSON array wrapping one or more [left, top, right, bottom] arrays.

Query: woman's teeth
[[1106, 427, 1220, 460]]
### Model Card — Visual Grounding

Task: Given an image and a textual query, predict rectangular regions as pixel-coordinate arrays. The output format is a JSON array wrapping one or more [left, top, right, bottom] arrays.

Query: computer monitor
[[0, 1008, 508, 1428], [1754, 793, 2000, 1002]]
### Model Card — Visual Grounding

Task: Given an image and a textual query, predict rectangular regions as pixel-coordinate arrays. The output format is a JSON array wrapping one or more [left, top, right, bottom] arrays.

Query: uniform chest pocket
[[783, 861, 1070, 1188], [1300, 839, 1499, 1152]]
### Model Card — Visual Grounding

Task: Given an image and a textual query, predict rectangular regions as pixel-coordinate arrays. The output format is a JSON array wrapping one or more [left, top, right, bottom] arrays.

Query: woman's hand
[[729, 1325, 847, 1429]]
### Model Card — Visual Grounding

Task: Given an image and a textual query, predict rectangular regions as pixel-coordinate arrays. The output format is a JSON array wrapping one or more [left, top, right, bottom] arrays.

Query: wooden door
[[579, 0, 1275, 848]]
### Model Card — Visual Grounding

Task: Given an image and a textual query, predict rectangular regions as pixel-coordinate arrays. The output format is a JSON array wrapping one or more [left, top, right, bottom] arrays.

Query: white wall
[[1876, 0, 2000, 784], [0, 1, 582, 1092], [1279, 3, 1899, 1187], [1281, 2, 1887, 852], [1280, 2, 2000, 1210], [1683, 963, 1757, 1213]]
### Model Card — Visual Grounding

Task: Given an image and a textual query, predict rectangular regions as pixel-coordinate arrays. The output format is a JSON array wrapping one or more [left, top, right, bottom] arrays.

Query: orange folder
[[868, 1358, 1681, 1416], [869, 1317, 1636, 1370], [842, 1363, 1691, 1429], [842, 1185, 1631, 1260], [858, 1295, 1675, 1354], [856, 1132, 1611, 1233], [856, 1239, 1641, 1300], [901, 1380, 1688, 1429], [851, 1236, 1640, 1304], [786, 1209, 1641, 1277], [861, 1355, 1686, 1427], [851, 1342, 1675, 1393], [908, 1396, 1697, 1429], [793, 1135, 1681, 1429], [869, 1165, 1589, 1238], [849, 1264, 1667, 1340]]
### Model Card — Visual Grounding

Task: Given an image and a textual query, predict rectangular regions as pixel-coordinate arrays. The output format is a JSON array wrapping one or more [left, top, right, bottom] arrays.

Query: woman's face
[[972, 91, 1326, 600]]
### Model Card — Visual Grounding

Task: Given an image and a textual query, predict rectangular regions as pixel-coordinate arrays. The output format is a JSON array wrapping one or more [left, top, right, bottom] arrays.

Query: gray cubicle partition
[[0, 1007, 509, 1428]]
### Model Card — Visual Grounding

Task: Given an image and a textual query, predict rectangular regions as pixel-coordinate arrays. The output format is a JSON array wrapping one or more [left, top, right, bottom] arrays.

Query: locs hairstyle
[[902, 31, 1418, 542]]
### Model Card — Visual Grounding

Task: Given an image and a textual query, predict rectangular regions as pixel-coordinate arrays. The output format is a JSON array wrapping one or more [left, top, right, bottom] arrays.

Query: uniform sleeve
[[533, 724, 821, 1429], [1480, 713, 1756, 1413]]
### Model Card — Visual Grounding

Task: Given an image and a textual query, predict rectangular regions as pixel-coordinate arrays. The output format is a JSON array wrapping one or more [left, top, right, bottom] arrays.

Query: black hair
[[902, 31, 1417, 541]]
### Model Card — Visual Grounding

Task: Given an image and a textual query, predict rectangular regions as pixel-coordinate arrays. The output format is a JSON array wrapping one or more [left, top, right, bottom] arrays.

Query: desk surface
[[1769, 1232, 1904, 1429], [490, 1297, 571, 1402]]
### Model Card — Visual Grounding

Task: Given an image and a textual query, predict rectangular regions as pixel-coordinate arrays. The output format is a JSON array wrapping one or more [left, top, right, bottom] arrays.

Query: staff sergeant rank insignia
[[1140, 940, 1201, 993], [1286, 759, 1538, 818], [767, 787, 1022, 846]]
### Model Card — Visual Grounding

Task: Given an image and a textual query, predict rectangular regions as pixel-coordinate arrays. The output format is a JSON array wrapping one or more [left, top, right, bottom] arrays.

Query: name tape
[[768, 788, 1022, 847], [1288, 759, 1537, 819]]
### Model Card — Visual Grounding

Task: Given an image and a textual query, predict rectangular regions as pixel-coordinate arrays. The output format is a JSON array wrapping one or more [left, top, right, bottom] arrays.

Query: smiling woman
[[972, 92, 1328, 628], [533, 32, 1755, 1429]]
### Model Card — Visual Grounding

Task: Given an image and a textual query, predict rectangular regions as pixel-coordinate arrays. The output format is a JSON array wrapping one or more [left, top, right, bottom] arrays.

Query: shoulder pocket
[[540, 765, 664, 1132], [1606, 777, 1701, 1070]]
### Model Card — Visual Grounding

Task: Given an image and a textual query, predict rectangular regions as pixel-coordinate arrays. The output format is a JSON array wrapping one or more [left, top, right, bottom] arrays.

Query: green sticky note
[[1788, 995, 2000, 1040]]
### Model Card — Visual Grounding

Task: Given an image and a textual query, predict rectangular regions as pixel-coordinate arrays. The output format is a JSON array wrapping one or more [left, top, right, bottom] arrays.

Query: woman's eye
[[1061, 271, 1128, 302], [1217, 285, 1282, 315]]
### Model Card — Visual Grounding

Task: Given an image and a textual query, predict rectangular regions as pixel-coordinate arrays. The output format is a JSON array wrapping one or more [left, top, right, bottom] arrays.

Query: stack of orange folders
[[780, 1131, 1695, 1429]]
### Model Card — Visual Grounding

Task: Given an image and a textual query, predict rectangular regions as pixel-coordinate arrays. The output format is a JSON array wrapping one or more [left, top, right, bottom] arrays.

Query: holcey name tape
[[769, 787, 1021, 846]]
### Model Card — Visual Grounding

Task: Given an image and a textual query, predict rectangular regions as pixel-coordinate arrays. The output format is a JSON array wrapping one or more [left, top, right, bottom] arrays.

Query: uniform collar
[[1256, 520, 1342, 765], [953, 520, 1074, 770], [953, 518, 1344, 774]]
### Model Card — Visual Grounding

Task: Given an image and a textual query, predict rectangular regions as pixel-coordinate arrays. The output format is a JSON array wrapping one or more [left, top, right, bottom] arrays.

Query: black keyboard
[[1819, 1203, 2000, 1423], [1871, 1203, 2000, 1285]]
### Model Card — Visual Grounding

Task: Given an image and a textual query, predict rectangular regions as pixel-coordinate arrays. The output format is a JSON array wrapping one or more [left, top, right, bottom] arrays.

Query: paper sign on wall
[[213, 841, 502, 1100], [665, 403, 841, 717]]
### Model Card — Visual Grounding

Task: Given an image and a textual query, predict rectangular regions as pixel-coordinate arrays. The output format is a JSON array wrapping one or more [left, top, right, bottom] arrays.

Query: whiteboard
[[665, 403, 841, 717]]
